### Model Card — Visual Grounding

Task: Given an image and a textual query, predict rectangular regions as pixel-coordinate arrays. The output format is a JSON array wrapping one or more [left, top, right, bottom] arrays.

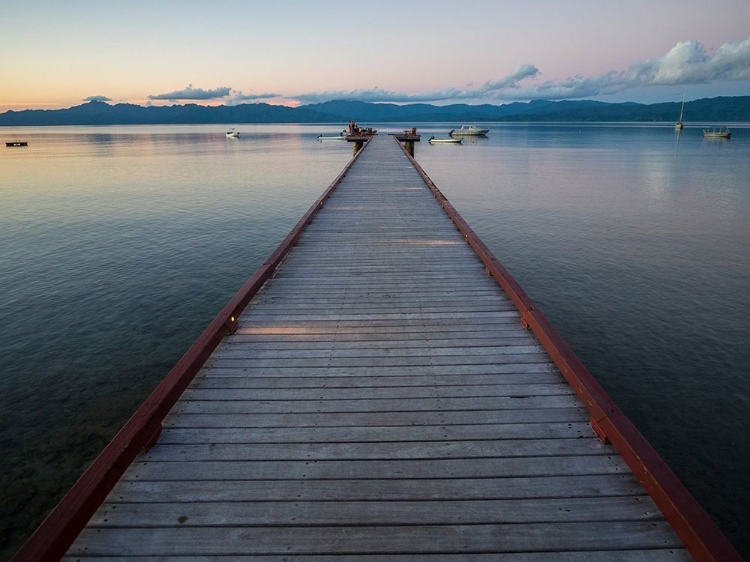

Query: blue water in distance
[[1, 123, 748, 558]]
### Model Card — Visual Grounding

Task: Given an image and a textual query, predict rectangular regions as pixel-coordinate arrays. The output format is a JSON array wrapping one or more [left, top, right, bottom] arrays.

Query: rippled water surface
[[1, 123, 749, 558]]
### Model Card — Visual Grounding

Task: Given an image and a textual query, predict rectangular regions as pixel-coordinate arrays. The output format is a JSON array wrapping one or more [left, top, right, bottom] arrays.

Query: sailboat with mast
[[675, 93, 685, 131]]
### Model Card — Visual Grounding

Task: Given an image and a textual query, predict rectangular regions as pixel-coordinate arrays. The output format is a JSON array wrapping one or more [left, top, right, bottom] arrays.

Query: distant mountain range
[[1, 96, 749, 126]]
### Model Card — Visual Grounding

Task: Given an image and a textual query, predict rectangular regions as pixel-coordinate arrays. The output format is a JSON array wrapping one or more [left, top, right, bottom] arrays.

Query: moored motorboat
[[449, 125, 489, 137], [703, 127, 731, 139], [226, 128, 240, 138], [429, 136, 462, 144], [6, 141, 28, 147]]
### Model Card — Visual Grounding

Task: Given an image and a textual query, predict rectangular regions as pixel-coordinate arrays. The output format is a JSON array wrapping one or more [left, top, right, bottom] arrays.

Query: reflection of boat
[[317, 132, 346, 141], [429, 136, 462, 144], [449, 125, 489, 137], [226, 128, 240, 138], [6, 141, 28, 147], [703, 127, 732, 139], [675, 93, 685, 130]]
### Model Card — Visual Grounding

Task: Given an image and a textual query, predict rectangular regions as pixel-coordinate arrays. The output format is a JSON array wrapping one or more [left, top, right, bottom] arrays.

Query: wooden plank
[[196, 362, 558, 378], [175, 394, 584, 414], [181, 383, 572, 401], [211, 344, 544, 360], [236, 321, 525, 334], [163, 407, 587, 428], [89, 496, 662, 527], [228, 331, 531, 343], [242, 311, 520, 321], [63, 551, 693, 562], [205, 354, 550, 369], [191, 372, 564, 388], [220, 337, 540, 352], [142, 437, 606, 462], [155, 422, 597, 445], [68, 521, 683, 556], [103, 474, 651, 502]]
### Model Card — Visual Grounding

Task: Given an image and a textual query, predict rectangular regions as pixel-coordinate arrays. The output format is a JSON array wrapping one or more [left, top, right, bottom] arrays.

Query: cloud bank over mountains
[[137, 36, 749, 107], [147, 85, 232, 101], [295, 36, 750, 103]]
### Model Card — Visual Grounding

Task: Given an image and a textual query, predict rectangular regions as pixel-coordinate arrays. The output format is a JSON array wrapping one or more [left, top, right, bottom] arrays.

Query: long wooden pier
[[18, 136, 740, 560]]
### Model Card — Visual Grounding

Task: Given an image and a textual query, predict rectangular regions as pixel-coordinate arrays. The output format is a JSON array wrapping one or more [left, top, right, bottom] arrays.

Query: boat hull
[[449, 126, 489, 137], [703, 128, 731, 139]]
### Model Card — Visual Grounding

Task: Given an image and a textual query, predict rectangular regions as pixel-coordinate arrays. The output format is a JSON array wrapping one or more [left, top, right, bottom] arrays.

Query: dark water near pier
[[1, 123, 749, 558]]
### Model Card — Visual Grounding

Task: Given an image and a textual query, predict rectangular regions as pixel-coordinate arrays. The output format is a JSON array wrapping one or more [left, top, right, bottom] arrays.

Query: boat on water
[[449, 125, 489, 137], [429, 136, 462, 144], [703, 127, 732, 139], [675, 93, 685, 131], [226, 128, 240, 138], [6, 141, 28, 147]]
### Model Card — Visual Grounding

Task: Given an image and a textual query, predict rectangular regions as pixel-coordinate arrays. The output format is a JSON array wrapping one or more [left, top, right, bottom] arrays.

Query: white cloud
[[148, 84, 231, 101], [481, 64, 540, 92], [628, 37, 750, 85]]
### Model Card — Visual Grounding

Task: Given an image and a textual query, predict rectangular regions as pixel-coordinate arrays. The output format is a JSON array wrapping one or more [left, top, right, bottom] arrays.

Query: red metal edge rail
[[12, 139, 370, 562], [396, 137, 741, 562]]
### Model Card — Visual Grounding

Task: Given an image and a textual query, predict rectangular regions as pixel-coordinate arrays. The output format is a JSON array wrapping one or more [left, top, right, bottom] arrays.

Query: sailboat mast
[[678, 93, 685, 123], [675, 93, 685, 130]]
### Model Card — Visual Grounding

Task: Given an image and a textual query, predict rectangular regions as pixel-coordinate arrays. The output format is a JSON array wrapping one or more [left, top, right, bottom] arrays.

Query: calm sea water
[[1, 123, 748, 558]]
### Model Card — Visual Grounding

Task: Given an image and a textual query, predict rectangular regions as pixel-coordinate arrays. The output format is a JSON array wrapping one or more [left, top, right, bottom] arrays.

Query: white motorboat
[[449, 125, 490, 137], [226, 128, 240, 138], [429, 136, 462, 144]]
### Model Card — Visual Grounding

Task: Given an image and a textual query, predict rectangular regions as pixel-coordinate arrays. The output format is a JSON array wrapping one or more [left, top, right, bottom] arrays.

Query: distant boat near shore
[[226, 128, 240, 138], [449, 125, 490, 137], [703, 127, 732, 139], [6, 141, 28, 147]]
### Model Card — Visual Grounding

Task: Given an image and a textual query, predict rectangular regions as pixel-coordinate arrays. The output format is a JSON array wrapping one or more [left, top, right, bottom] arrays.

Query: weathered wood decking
[[65, 136, 691, 560]]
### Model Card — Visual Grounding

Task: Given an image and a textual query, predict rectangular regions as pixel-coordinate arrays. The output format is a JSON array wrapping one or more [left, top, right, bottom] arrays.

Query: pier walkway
[[20, 136, 739, 560]]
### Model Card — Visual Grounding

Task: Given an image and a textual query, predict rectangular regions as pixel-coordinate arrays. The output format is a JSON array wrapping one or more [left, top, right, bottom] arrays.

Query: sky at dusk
[[2, 0, 750, 111]]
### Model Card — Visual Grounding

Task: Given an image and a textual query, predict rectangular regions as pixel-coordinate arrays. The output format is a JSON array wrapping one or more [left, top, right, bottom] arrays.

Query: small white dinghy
[[226, 128, 241, 138], [429, 136, 462, 144]]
